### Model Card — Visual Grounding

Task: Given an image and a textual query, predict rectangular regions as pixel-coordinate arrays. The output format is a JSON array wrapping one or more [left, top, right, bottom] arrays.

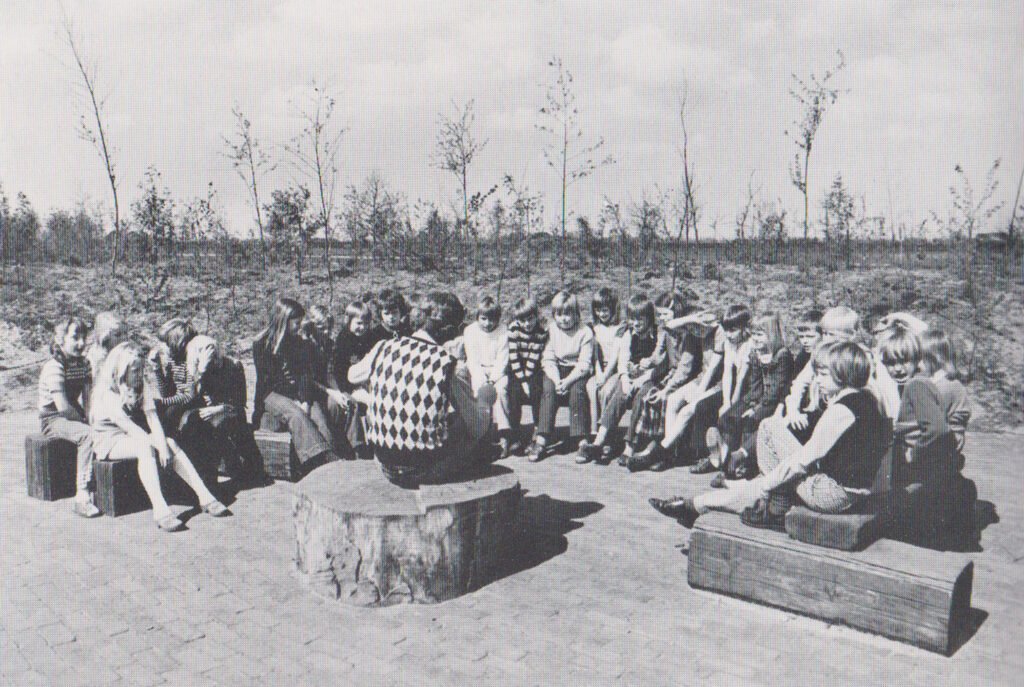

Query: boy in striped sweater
[[506, 296, 549, 454]]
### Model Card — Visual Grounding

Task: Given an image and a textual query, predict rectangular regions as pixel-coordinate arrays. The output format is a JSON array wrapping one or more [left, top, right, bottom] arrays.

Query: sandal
[[202, 501, 232, 518], [156, 514, 185, 532], [73, 498, 101, 519]]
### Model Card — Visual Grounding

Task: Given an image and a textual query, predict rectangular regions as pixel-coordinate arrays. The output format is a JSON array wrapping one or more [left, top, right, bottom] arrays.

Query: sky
[[1, 0, 1022, 239]]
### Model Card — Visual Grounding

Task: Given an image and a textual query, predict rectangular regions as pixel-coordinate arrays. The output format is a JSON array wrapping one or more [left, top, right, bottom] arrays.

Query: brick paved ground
[[2, 409, 1022, 686]]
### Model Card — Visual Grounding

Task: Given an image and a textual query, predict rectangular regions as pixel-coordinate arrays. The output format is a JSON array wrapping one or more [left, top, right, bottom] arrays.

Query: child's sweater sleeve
[[494, 330, 510, 380], [760, 349, 794, 415], [901, 378, 950, 452], [541, 326, 560, 382], [784, 358, 814, 416], [570, 327, 595, 381]]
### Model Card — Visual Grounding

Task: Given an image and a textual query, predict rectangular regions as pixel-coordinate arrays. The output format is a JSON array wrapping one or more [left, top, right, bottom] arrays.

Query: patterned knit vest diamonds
[[365, 337, 456, 451]]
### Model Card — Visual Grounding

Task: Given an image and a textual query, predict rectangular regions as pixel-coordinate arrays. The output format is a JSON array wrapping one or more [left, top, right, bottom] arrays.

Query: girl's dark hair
[[625, 294, 657, 331], [51, 317, 89, 357], [256, 298, 305, 357], [157, 318, 198, 362], [721, 304, 752, 332], [477, 295, 502, 321], [377, 288, 409, 317], [591, 287, 621, 324], [654, 291, 687, 319]]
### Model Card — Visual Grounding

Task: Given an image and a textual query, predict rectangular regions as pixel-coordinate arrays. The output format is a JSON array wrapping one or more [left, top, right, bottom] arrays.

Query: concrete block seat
[[293, 460, 522, 607]]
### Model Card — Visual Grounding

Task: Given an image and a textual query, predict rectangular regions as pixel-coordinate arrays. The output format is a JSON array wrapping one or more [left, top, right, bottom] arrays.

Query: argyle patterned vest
[[365, 337, 456, 451]]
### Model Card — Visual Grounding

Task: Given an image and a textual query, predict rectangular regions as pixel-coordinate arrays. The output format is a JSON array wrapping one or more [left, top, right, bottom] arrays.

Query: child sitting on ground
[[463, 296, 512, 457], [39, 317, 100, 517], [506, 297, 549, 454], [90, 342, 230, 532], [528, 291, 593, 462]]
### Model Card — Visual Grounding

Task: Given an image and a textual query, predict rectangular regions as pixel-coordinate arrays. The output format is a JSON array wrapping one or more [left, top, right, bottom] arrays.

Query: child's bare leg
[[110, 440, 173, 520], [661, 389, 696, 448], [166, 439, 218, 507]]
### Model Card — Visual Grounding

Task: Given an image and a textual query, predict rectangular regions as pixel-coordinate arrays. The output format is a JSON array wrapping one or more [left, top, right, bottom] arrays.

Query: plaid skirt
[[633, 386, 666, 442]]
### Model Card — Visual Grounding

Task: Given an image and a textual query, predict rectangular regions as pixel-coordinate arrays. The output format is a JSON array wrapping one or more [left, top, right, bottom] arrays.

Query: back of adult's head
[[420, 291, 466, 345]]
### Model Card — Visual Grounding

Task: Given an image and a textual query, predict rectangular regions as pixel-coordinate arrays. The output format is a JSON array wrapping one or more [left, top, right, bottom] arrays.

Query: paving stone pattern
[[2, 410, 1022, 686]]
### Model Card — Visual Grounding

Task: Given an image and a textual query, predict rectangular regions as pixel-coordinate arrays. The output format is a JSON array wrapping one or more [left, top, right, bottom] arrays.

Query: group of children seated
[[37, 283, 974, 543]]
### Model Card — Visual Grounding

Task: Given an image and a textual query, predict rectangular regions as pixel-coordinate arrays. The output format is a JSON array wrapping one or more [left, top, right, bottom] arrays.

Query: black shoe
[[649, 496, 701, 529], [627, 451, 658, 473], [576, 440, 601, 464], [689, 456, 717, 475], [649, 496, 693, 519], [740, 498, 787, 533], [527, 440, 547, 463]]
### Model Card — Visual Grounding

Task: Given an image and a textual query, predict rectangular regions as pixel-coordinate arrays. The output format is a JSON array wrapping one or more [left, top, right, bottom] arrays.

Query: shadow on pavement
[[492, 492, 604, 581]]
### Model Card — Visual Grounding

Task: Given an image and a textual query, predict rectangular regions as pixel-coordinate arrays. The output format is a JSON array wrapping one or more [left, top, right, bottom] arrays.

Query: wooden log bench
[[293, 460, 523, 606], [253, 430, 300, 482], [25, 434, 77, 501], [94, 459, 196, 517], [687, 511, 975, 655]]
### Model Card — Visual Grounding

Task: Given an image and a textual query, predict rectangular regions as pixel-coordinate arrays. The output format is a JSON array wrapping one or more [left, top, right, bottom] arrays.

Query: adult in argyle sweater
[[349, 291, 495, 488]]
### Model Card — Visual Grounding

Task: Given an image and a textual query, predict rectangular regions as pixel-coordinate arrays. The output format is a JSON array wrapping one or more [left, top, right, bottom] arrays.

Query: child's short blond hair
[[550, 291, 581, 324], [815, 341, 871, 389], [819, 306, 860, 340], [876, 321, 922, 366]]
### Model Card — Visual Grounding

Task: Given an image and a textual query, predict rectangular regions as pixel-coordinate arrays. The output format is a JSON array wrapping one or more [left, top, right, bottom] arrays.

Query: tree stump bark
[[293, 460, 522, 606]]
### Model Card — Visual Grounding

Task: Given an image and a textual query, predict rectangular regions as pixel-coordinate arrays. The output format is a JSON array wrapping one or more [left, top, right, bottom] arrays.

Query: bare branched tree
[[223, 105, 275, 270], [537, 57, 615, 278], [61, 13, 121, 274], [433, 100, 494, 275], [283, 82, 347, 308], [786, 50, 846, 251], [504, 176, 544, 296]]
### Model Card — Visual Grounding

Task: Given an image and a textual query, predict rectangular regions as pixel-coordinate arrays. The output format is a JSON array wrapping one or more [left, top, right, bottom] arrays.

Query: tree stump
[[293, 460, 522, 606]]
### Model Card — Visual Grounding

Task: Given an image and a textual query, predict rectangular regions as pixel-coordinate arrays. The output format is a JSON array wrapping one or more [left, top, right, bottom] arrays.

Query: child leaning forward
[[90, 342, 230, 532]]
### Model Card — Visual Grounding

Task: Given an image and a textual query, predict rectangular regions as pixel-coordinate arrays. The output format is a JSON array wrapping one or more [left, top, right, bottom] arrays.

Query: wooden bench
[[253, 430, 300, 481], [688, 511, 974, 654], [25, 434, 77, 501], [94, 459, 196, 517]]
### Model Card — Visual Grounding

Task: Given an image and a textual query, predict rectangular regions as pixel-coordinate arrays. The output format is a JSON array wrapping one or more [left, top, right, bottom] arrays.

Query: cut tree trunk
[[293, 460, 522, 606]]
